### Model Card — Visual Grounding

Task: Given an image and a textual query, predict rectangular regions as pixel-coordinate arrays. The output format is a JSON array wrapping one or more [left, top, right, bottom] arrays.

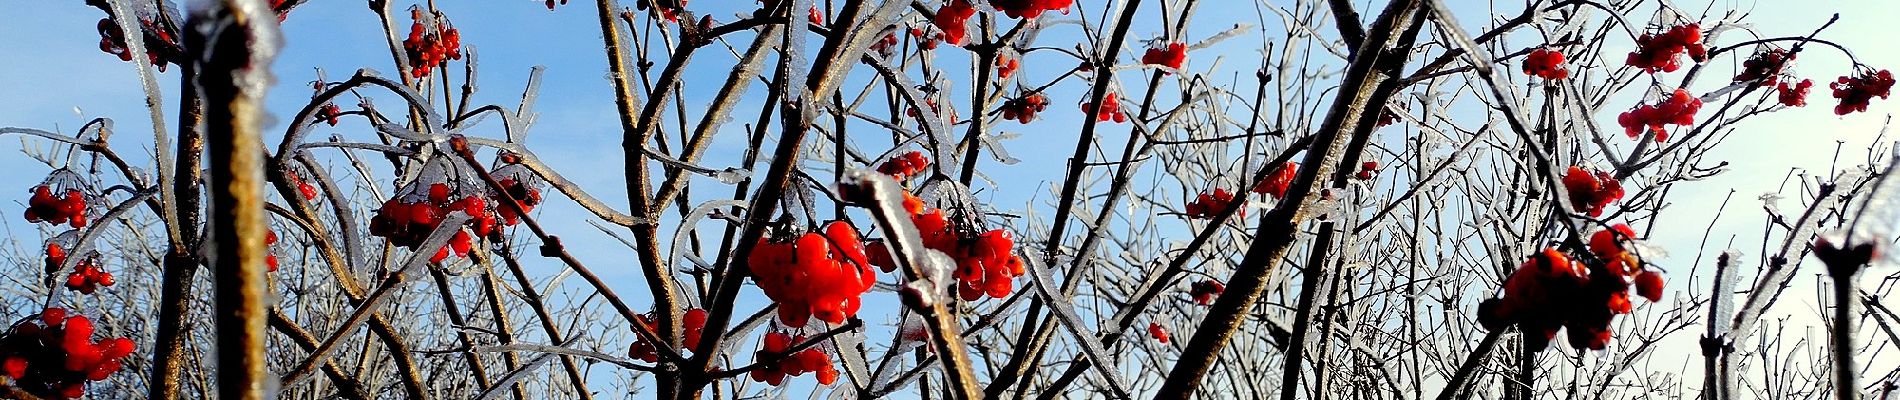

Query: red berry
[[1634, 271, 1664, 302]]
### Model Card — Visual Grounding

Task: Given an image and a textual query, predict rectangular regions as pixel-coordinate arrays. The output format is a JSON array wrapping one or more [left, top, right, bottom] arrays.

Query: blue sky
[[4, 0, 1900, 397]]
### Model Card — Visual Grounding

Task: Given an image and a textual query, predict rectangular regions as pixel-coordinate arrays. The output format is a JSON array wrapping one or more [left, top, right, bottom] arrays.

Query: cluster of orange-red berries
[[861, 153, 1026, 301], [1478, 225, 1664, 350], [1143, 42, 1187, 73], [490, 154, 545, 226], [264, 230, 283, 272], [286, 169, 321, 202], [1616, 88, 1702, 142], [25, 184, 90, 229], [990, 0, 1073, 19], [1561, 166, 1623, 217], [368, 152, 537, 263], [1184, 189, 1243, 219], [1354, 160, 1380, 181], [870, 32, 900, 56], [1148, 322, 1171, 344], [1252, 162, 1300, 199], [1830, 69, 1895, 116], [309, 80, 344, 127], [626, 308, 707, 363], [1002, 92, 1050, 123], [1780, 79, 1814, 107], [1626, 23, 1706, 73], [63, 260, 112, 296], [369, 173, 499, 264], [1082, 92, 1127, 123], [0, 308, 135, 399], [1522, 48, 1570, 80], [748, 331, 840, 386], [749, 221, 877, 327], [933, 0, 976, 46], [916, 205, 1026, 301], [878, 151, 930, 181], [94, 17, 180, 71], [1735, 48, 1795, 87], [1189, 279, 1225, 306], [995, 53, 1020, 79], [402, 9, 463, 78]]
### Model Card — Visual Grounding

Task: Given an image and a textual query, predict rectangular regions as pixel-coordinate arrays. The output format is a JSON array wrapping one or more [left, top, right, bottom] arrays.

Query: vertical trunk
[[191, 1, 279, 398], [148, 53, 205, 400]]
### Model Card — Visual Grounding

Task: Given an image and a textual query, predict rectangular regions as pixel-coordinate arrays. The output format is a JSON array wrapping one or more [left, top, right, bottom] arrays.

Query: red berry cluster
[[626, 308, 708, 362], [1189, 279, 1224, 306], [489, 157, 544, 226], [543, 0, 571, 10], [1148, 322, 1170, 344], [748, 221, 876, 328], [878, 151, 930, 181], [308, 79, 342, 127], [990, 0, 1072, 19], [315, 103, 342, 126], [265, 230, 282, 272], [1561, 166, 1623, 217], [286, 169, 320, 202], [25, 188, 89, 230], [916, 208, 1026, 301], [1002, 92, 1050, 123], [1830, 69, 1895, 116], [1779, 79, 1814, 107], [1081, 92, 1127, 123], [748, 331, 839, 386], [995, 53, 1020, 80], [25, 171, 92, 229], [1354, 160, 1379, 181], [1251, 162, 1300, 199], [0, 308, 135, 399], [1142, 43, 1187, 73], [1183, 188, 1243, 219], [871, 32, 900, 56], [909, 27, 940, 51], [1522, 48, 1570, 80], [43, 243, 70, 275], [866, 192, 1024, 301], [1734, 48, 1795, 87], [934, 0, 976, 46], [94, 18, 181, 71], [402, 9, 463, 79], [1376, 107, 1401, 127], [1616, 88, 1701, 142], [1625, 23, 1706, 73], [370, 161, 499, 264], [1477, 225, 1664, 350], [63, 259, 112, 296]]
